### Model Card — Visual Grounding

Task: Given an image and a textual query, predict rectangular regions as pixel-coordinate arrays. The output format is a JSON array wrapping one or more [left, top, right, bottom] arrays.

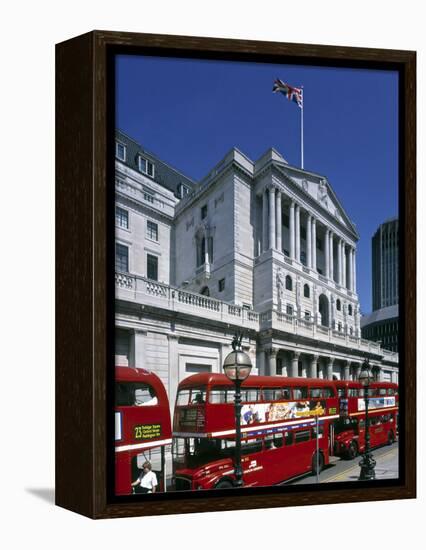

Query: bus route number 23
[[134, 424, 161, 440]]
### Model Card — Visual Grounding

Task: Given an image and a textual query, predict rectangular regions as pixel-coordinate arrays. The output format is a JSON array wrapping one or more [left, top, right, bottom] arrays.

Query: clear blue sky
[[116, 55, 399, 314]]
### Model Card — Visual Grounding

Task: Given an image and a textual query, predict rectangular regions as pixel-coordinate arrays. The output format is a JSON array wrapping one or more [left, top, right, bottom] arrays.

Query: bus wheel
[[347, 441, 358, 460], [312, 452, 324, 475], [215, 479, 234, 489], [388, 431, 395, 445]]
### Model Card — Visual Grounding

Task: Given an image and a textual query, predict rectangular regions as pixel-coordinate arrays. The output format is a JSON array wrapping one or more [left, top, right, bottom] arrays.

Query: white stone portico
[[114, 130, 399, 409]]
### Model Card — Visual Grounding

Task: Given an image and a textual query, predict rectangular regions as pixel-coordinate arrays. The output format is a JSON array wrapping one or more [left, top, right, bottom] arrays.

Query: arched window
[[200, 286, 210, 296], [348, 304, 353, 316], [303, 284, 310, 298], [285, 275, 293, 291], [336, 299, 341, 311]]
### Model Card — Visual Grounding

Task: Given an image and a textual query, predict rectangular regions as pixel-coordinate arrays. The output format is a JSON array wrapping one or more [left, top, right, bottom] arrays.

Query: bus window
[[190, 389, 206, 404], [337, 388, 346, 398], [264, 433, 283, 449], [388, 388, 395, 396], [348, 388, 359, 397], [323, 387, 334, 398], [209, 387, 236, 403], [241, 438, 263, 455], [176, 390, 191, 406], [241, 388, 260, 402], [263, 388, 284, 401], [293, 387, 308, 399], [115, 382, 156, 407], [282, 387, 291, 399], [310, 388, 322, 398], [294, 430, 311, 443], [378, 388, 387, 396], [284, 431, 293, 446]]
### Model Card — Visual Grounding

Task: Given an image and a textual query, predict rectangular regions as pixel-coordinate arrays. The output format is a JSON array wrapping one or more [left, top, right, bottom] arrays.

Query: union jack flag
[[272, 78, 303, 108]]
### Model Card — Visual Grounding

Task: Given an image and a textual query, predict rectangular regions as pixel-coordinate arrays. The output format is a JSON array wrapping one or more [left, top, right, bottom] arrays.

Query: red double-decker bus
[[334, 380, 398, 459], [115, 366, 172, 495], [172, 373, 339, 490]]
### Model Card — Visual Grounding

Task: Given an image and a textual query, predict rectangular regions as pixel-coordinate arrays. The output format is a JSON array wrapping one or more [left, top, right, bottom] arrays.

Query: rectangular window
[[147, 220, 158, 241], [293, 387, 308, 399], [115, 141, 126, 161], [139, 156, 155, 177], [262, 388, 283, 401], [284, 431, 294, 446], [201, 204, 208, 219], [143, 187, 155, 203], [294, 430, 311, 443], [286, 304, 293, 316], [147, 254, 158, 281], [178, 183, 190, 199], [115, 206, 129, 229], [310, 387, 322, 398], [305, 311, 311, 320], [115, 243, 129, 272], [240, 389, 260, 402], [218, 278, 225, 292]]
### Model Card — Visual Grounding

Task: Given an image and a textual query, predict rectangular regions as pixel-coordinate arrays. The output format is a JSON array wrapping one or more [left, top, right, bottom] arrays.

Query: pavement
[[289, 442, 399, 485]]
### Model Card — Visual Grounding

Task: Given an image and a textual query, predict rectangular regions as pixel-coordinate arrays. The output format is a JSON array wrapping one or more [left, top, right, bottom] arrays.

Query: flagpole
[[301, 87, 304, 169]]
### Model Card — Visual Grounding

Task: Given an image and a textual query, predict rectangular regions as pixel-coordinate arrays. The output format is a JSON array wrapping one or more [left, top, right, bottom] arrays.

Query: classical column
[[337, 239, 342, 285], [276, 190, 282, 252], [347, 248, 353, 290], [311, 218, 317, 271], [295, 204, 301, 262], [306, 215, 312, 268], [289, 201, 295, 259], [354, 362, 361, 381], [267, 348, 278, 376], [343, 360, 350, 380], [329, 232, 334, 281], [291, 351, 300, 377], [353, 249, 357, 293], [262, 187, 268, 252], [310, 354, 319, 378], [342, 244, 347, 289], [327, 357, 334, 380], [269, 187, 276, 250], [324, 229, 330, 279]]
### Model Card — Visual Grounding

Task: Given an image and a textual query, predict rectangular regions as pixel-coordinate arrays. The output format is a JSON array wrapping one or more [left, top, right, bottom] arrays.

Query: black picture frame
[[56, 30, 416, 519]]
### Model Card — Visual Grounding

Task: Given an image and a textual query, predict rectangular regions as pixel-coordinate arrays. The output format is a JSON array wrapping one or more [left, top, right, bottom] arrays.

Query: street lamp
[[358, 358, 376, 480], [223, 334, 252, 487]]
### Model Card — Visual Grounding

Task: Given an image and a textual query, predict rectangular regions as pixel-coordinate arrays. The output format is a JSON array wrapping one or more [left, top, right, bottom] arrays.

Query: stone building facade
[[115, 130, 399, 410]]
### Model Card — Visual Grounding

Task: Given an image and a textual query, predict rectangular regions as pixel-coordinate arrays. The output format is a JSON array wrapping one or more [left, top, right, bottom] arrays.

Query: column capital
[[265, 346, 278, 357], [293, 350, 301, 360], [311, 354, 319, 362]]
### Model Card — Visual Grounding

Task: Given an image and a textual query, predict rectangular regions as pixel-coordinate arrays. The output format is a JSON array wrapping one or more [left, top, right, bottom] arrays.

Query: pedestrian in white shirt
[[131, 461, 158, 494]]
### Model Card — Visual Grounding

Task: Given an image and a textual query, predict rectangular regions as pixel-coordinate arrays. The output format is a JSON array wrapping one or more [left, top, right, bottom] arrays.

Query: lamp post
[[223, 334, 252, 487], [358, 358, 376, 480]]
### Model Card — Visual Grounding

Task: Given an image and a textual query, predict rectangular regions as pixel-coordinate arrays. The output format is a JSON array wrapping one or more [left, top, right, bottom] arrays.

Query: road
[[284, 442, 399, 485]]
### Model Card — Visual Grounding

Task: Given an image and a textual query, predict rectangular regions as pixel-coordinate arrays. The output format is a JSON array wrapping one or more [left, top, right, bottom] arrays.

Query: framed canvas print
[[56, 31, 416, 519]]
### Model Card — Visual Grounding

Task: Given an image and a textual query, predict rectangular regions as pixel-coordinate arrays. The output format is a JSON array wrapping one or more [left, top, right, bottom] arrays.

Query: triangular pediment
[[273, 163, 359, 239]]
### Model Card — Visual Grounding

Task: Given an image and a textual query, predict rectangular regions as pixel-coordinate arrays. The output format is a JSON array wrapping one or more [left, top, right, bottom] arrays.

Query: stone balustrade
[[115, 271, 398, 365], [115, 271, 259, 329]]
